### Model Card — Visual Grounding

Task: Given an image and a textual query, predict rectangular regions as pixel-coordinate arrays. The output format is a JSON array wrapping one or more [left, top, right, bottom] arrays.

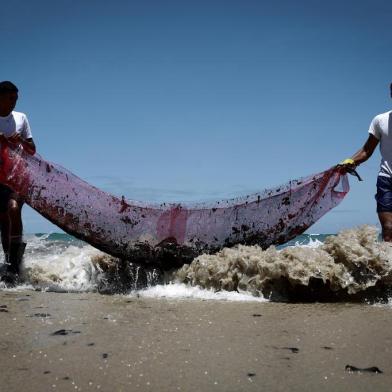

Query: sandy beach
[[0, 290, 391, 391]]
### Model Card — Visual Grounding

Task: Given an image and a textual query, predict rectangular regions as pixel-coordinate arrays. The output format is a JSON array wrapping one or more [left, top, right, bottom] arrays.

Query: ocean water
[[1, 226, 391, 303]]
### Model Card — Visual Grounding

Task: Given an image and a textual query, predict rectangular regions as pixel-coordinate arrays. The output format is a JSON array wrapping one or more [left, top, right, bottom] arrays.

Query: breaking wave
[[173, 226, 392, 302], [1, 226, 392, 302]]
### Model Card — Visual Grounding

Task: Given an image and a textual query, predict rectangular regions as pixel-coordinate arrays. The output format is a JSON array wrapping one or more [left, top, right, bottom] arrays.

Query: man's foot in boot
[[0, 259, 19, 287], [8, 241, 26, 282]]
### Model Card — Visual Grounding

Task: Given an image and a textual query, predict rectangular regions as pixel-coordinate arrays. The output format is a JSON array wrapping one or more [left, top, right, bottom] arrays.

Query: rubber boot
[[8, 241, 26, 276], [0, 253, 17, 286], [1, 242, 27, 285], [0, 255, 11, 276]]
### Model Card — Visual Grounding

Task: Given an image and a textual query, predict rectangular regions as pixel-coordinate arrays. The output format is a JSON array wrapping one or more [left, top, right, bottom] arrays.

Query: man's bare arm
[[350, 134, 379, 166]]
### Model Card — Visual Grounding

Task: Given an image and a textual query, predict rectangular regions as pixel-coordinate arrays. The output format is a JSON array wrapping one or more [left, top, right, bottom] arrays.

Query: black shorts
[[376, 175, 392, 213], [0, 184, 22, 214]]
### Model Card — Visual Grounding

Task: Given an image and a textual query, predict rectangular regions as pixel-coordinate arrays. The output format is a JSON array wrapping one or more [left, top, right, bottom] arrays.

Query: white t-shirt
[[0, 111, 33, 140], [368, 110, 392, 177]]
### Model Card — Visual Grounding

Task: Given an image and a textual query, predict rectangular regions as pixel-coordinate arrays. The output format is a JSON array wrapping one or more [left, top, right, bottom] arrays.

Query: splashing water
[[16, 235, 102, 292], [173, 226, 392, 301], [1, 226, 392, 302]]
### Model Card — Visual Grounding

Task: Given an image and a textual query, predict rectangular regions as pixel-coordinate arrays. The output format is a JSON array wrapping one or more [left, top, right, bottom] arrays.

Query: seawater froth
[[91, 253, 161, 294], [3, 226, 392, 302], [131, 283, 266, 302], [2, 234, 161, 294], [22, 235, 103, 292], [173, 226, 392, 301]]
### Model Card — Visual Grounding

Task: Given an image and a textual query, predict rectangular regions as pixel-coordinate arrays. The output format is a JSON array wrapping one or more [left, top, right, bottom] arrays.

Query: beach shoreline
[[1, 290, 391, 391]]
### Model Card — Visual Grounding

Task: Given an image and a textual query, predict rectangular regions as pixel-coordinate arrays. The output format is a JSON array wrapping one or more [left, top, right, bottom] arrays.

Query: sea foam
[[173, 225, 392, 301], [1, 226, 392, 302]]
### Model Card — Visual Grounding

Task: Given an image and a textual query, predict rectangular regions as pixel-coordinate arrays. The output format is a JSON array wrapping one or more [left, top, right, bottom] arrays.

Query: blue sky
[[2, 0, 392, 233]]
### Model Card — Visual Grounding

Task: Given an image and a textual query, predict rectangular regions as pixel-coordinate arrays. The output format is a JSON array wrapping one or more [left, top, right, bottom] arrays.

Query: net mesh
[[0, 144, 349, 269]]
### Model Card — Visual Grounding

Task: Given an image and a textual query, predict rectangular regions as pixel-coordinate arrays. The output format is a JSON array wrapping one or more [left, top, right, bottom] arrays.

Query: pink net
[[0, 144, 349, 269]]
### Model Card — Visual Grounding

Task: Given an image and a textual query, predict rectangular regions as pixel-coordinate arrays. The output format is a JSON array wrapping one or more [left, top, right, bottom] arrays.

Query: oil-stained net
[[0, 144, 349, 269]]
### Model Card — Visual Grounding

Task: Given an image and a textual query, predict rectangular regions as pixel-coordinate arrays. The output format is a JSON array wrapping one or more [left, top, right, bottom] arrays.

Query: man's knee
[[382, 221, 392, 241], [7, 200, 20, 217], [383, 233, 392, 241]]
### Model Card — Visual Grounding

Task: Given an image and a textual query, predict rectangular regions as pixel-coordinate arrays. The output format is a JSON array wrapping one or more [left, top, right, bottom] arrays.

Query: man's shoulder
[[12, 111, 28, 121], [373, 110, 392, 122]]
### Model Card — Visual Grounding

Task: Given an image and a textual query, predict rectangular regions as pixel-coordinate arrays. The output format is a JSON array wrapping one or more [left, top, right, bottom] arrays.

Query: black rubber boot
[[0, 259, 11, 277], [0, 254, 18, 286], [5, 242, 26, 284]]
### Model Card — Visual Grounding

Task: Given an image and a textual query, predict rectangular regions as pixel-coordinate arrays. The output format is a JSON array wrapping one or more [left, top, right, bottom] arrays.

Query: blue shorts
[[376, 175, 392, 213]]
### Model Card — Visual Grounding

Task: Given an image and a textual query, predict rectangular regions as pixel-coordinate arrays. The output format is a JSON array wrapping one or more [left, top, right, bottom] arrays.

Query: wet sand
[[0, 291, 391, 391]]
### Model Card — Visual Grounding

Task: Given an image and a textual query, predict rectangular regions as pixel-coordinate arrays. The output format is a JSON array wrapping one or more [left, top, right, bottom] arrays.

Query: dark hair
[[0, 81, 18, 95]]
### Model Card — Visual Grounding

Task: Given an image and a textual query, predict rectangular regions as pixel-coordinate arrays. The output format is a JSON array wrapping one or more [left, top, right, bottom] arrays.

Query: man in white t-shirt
[[0, 81, 36, 282], [342, 83, 392, 241]]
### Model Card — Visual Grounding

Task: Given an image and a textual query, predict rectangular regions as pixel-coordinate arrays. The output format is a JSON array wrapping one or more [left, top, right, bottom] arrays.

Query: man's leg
[[7, 198, 25, 276], [0, 185, 12, 256], [0, 214, 9, 254], [378, 212, 392, 241], [8, 198, 23, 241]]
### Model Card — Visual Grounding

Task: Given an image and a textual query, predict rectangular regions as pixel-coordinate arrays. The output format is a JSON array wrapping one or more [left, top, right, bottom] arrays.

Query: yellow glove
[[340, 158, 355, 166], [338, 158, 363, 181]]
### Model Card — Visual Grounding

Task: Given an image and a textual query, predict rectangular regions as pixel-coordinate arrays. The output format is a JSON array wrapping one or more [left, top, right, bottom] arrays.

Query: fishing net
[[0, 144, 349, 269]]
